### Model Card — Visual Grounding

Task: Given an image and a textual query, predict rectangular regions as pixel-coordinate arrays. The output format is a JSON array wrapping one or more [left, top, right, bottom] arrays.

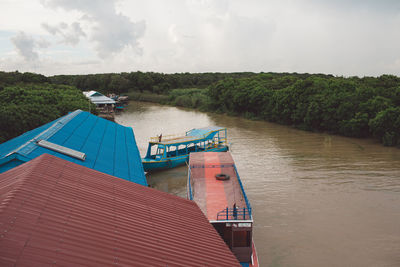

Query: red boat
[[187, 152, 259, 267]]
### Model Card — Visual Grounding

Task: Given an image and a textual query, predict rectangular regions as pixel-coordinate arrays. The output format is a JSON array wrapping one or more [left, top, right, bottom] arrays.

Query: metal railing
[[187, 165, 193, 200], [149, 133, 184, 143], [217, 207, 252, 221], [233, 165, 252, 213]]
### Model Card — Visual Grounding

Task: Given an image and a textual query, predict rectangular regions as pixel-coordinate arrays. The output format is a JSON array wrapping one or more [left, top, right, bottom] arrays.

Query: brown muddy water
[[116, 101, 400, 267]]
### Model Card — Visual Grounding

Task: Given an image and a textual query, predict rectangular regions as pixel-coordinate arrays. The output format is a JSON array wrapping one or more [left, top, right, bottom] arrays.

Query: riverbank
[[126, 89, 252, 117], [125, 83, 400, 148], [126, 88, 209, 111], [126, 91, 169, 103]]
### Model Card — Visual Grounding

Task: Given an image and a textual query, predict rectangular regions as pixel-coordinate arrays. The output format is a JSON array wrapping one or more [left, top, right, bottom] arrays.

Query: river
[[115, 101, 400, 267]]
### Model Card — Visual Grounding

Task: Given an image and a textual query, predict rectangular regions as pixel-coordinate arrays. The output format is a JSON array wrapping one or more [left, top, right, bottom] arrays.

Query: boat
[[117, 95, 129, 104], [108, 94, 128, 111], [142, 126, 229, 172], [187, 152, 259, 267], [115, 102, 125, 111]]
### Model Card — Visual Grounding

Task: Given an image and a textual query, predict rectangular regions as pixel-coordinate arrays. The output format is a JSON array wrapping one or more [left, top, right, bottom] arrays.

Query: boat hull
[[142, 146, 228, 172], [240, 241, 259, 267]]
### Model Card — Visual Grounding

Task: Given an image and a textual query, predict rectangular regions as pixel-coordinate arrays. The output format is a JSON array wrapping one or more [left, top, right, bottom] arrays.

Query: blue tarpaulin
[[0, 110, 147, 186]]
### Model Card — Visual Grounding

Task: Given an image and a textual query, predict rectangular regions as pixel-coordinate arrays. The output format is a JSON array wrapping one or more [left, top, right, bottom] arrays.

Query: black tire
[[215, 173, 230, 181]]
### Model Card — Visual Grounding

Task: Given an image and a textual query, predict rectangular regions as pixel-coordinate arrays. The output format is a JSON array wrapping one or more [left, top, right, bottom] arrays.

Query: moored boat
[[187, 152, 259, 267], [142, 126, 229, 172]]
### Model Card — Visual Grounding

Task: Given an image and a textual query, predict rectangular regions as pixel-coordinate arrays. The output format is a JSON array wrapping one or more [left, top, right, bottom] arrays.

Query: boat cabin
[[188, 152, 258, 266]]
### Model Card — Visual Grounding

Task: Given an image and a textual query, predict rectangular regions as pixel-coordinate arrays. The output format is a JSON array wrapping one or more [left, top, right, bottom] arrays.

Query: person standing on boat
[[159, 134, 162, 142]]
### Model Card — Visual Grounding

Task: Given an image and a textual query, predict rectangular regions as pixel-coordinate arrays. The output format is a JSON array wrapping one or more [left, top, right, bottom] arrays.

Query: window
[[177, 144, 186, 155], [150, 145, 158, 156], [157, 147, 164, 156], [187, 143, 195, 152], [167, 146, 177, 157]]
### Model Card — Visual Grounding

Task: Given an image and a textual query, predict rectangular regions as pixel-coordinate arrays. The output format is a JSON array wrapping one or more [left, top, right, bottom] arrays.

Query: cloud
[[139, 0, 276, 73], [90, 12, 145, 58], [11, 32, 39, 61], [42, 21, 86, 45], [0, 53, 103, 75], [308, 0, 400, 13], [41, 23, 59, 35], [41, 0, 146, 58], [36, 37, 51, 48], [2, 0, 400, 76]]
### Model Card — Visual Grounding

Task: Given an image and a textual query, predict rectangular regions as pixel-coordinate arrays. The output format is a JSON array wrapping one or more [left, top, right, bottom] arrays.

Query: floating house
[[0, 110, 147, 186], [188, 152, 259, 266], [0, 154, 240, 266], [83, 90, 116, 109], [83, 91, 116, 119]]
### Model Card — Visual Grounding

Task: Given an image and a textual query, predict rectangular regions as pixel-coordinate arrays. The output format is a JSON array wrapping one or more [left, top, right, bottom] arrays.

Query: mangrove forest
[[1, 71, 399, 147]]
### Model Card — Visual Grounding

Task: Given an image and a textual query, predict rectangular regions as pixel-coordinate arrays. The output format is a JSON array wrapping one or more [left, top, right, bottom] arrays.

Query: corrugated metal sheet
[[189, 152, 249, 221], [186, 126, 226, 137], [0, 110, 147, 186], [0, 154, 240, 266], [158, 126, 226, 146], [83, 91, 116, 104]]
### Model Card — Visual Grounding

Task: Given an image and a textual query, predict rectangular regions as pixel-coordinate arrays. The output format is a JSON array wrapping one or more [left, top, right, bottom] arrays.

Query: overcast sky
[[1, 0, 400, 76]]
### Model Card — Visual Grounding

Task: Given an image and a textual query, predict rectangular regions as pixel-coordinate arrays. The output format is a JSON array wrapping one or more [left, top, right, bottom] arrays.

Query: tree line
[[207, 74, 400, 146], [50, 71, 257, 95], [1, 70, 399, 147]]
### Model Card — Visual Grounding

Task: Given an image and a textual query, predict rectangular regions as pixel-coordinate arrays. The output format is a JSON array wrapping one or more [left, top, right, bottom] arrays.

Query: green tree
[[369, 107, 400, 146]]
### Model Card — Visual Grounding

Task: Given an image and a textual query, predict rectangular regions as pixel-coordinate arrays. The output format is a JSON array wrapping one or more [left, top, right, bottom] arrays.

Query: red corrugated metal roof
[[189, 152, 248, 222], [0, 154, 240, 267]]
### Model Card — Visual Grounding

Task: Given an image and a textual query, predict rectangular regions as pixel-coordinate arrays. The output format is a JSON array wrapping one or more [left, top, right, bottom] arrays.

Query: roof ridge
[[5, 110, 83, 158], [0, 155, 43, 214]]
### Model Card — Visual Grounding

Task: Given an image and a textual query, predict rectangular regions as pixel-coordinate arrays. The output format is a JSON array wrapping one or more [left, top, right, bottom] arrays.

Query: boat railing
[[219, 137, 227, 144], [187, 165, 193, 200], [233, 164, 252, 216], [217, 207, 252, 221]]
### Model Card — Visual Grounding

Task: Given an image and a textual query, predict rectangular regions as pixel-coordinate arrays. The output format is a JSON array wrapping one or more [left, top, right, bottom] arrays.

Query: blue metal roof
[[155, 126, 226, 146], [0, 110, 147, 186], [186, 126, 226, 137]]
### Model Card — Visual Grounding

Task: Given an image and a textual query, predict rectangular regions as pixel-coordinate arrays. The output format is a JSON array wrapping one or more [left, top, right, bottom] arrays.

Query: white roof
[[83, 91, 102, 97], [83, 91, 115, 104]]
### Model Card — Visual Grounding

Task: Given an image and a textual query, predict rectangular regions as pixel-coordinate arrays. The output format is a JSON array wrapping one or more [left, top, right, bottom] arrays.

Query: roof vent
[[37, 140, 86, 161]]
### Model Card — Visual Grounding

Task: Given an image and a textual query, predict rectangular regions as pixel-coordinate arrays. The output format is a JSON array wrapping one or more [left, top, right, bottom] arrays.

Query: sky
[[1, 0, 400, 76]]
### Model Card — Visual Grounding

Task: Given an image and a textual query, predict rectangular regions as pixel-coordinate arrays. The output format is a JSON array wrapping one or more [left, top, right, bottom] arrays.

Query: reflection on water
[[116, 101, 400, 267]]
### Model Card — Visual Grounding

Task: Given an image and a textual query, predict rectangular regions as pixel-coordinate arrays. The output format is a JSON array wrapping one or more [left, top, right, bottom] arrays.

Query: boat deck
[[189, 152, 249, 222]]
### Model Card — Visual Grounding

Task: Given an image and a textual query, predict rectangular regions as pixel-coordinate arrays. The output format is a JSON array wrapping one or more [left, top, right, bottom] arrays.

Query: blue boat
[[115, 103, 124, 110], [142, 126, 229, 172]]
